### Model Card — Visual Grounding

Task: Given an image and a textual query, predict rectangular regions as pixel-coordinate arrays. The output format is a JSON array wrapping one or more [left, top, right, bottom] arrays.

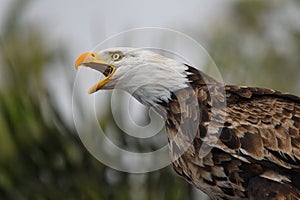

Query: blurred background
[[0, 0, 299, 199]]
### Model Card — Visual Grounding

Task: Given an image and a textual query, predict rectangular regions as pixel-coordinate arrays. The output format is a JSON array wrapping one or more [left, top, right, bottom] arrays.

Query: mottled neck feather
[[151, 65, 220, 118], [184, 64, 220, 88]]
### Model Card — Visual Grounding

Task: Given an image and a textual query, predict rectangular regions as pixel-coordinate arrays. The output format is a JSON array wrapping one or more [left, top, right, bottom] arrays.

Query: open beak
[[75, 52, 116, 94]]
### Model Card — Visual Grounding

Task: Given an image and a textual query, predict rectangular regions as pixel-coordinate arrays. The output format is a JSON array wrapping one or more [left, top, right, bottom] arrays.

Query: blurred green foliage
[[206, 0, 300, 94]]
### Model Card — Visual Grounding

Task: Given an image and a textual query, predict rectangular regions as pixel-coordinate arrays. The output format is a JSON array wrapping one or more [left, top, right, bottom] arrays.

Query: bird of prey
[[75, 48, 300, 200]]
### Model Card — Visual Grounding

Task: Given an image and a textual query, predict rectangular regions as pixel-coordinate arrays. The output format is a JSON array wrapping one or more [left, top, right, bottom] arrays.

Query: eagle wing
[[220, 86, 300, 199], [222, 85, 300, 168], [248, 176, 300, 200], [165, 83, 300, 199]]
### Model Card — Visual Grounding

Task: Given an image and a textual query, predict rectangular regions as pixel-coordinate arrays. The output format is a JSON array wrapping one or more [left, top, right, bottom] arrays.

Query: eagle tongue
[[85, 62, 113, 77], [103, 67, 113, 77]]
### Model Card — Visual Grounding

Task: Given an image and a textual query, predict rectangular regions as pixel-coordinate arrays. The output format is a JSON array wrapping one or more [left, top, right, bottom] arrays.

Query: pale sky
[[18, 0, 229, 54]]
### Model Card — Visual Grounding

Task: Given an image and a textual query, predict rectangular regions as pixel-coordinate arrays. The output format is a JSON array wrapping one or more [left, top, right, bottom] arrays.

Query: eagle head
[[75, 48, 190, 106]]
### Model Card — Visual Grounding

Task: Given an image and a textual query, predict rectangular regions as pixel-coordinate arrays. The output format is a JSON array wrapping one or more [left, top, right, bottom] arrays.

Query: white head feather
[[97, 47, 190, 106]]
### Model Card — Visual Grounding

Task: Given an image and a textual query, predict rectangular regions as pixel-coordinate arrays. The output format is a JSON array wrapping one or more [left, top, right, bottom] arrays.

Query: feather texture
[[162, 65, 300, 200]]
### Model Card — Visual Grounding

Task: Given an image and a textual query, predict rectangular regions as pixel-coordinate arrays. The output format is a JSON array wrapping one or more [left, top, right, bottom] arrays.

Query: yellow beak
[[75, 52, 116, 94]]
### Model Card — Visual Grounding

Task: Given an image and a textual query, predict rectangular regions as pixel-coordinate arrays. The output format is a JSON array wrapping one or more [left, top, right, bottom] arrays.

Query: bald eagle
[[75, 48, 300, 200]]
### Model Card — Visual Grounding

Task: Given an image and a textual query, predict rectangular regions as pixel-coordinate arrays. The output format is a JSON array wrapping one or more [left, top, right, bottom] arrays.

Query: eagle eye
[[111, 52, 123, 61]]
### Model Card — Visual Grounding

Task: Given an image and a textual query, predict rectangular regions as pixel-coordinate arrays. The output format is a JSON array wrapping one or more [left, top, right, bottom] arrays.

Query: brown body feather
[[160, 66, 300, 200]]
